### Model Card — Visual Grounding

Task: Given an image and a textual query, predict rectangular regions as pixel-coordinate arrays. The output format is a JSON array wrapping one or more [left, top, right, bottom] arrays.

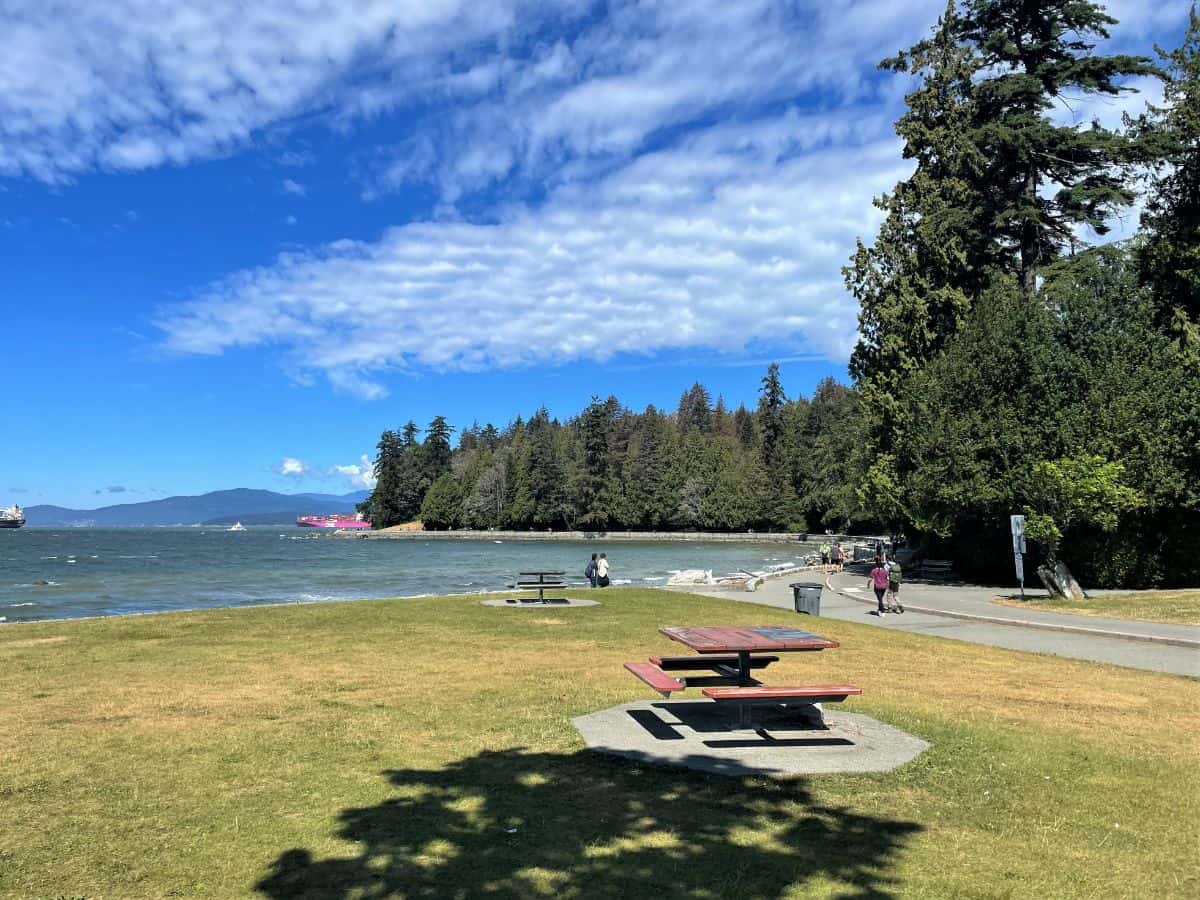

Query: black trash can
[[790, 582, 822, 615]]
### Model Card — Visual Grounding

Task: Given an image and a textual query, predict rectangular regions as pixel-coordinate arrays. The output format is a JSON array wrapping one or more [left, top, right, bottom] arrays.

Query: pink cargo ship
[[296, 513, 372, 529]]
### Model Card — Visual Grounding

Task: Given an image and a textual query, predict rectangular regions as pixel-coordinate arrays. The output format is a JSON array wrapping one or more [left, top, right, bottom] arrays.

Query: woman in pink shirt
[[868, 556, 891, 616]]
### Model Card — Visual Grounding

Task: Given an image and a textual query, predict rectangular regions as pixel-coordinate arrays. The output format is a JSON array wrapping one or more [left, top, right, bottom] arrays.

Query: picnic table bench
[[511, 569, 568, 604], [625, 625, 861, 727]]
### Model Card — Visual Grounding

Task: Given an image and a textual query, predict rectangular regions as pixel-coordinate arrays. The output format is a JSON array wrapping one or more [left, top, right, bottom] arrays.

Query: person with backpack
[[886, 555, 904, 613], [585, 553, 598, 588], [596, 553, 611, 587], [867, 556, 891, 616]]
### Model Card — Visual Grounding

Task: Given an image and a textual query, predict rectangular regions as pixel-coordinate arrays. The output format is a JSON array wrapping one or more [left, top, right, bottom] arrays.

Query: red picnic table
[[625, 625, 861, 728]]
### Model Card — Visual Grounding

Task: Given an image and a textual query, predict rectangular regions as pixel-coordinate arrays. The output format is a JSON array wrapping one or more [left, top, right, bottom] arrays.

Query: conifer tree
[[423, 416, 454, 479], [576, 397, 612, 529], [958, 0, 1156, 294], [1132, 7, 1200, 356], [845, 2, 986, 523]]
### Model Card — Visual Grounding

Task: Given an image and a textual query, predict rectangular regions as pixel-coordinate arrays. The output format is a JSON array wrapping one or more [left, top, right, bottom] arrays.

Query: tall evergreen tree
[[423, 416, 454, 478], [527, 409, 568, 528], [958, 0, 1156, 294], [366, 429, 405, 528], [845, 2, 987, 521], [1132, 7, 1200, 356], [757, 363, 787, 467], [676, 382, 713, 433], [576, 397, 613, 529]]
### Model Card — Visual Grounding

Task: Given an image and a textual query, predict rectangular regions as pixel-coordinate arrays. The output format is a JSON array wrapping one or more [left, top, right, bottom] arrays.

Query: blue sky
[[0, 0, 1189, 508]]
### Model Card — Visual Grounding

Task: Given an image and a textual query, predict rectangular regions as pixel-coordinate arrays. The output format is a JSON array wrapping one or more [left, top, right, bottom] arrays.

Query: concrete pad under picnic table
[[573, 701, 928, 777], [480, 596, 600, 608]]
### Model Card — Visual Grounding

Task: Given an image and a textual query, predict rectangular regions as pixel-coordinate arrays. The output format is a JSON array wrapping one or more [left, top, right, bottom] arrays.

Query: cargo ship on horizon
[[296, 512, 371, 529], [1, 504, 25, 529]]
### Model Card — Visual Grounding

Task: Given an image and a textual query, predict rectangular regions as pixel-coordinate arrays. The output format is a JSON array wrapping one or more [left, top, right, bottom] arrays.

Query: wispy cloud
[[281, 179, 307, 197], [160, 109, 904, 396]]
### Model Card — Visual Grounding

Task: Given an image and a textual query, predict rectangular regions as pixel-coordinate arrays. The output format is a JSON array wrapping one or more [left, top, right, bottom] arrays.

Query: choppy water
[[0, 528, 813, 623]]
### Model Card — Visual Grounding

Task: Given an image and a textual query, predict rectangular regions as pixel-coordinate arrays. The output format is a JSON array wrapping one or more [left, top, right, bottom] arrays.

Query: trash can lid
[[790, 582, 823, 589]]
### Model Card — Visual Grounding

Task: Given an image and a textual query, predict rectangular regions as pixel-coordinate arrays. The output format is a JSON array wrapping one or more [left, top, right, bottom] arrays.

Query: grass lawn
[[993, 589, 1200, 625], [2, 588, 1198, 899]]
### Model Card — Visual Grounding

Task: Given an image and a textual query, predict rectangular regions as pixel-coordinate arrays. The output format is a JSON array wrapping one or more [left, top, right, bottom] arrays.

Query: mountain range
[[23, 489, 372, 527]]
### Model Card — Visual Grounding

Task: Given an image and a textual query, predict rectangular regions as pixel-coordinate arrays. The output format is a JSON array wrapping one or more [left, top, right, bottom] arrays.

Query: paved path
[[684, 571, 1199, 678]]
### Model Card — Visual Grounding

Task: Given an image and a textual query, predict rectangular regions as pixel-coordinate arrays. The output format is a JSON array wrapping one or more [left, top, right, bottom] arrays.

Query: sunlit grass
[[1, 589, 1197, 898], [993, 589, 1200, 625]]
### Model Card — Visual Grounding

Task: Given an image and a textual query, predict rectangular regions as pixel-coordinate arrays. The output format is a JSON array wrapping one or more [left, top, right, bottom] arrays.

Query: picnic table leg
[[737, 651, 752, 685]]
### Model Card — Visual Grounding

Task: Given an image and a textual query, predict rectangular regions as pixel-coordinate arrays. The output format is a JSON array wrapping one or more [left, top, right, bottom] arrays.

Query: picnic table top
[[659, 625, 838, 653], [519, 569, 566, 576]]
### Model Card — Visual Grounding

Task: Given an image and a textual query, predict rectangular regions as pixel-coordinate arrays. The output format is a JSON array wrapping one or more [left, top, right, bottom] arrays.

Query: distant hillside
[[24, 489, 371, 527]]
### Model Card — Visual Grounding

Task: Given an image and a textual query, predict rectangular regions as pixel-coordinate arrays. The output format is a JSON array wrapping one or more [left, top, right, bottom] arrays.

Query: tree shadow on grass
[[256, 748, 921, 899]]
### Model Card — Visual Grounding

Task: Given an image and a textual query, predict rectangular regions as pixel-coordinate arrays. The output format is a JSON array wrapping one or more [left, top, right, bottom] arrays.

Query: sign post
[[1010, 515, 1026, 599]]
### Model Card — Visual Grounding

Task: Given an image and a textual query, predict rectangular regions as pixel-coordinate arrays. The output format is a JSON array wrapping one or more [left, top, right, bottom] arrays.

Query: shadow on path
[[256, 747, 921, 899]]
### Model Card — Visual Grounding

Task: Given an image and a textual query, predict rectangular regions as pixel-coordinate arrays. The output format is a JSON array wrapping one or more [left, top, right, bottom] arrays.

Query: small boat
[[227, 522, 246, 532], [0, 504, 25, 529]]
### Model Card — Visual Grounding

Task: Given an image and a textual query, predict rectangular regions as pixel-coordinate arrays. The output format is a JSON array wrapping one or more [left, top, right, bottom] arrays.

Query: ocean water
[[0, 528, 814, 624]]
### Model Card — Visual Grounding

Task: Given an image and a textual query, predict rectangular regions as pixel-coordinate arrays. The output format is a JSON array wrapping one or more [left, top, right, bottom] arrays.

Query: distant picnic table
[[625, 625, 861, 727], [511, 569, 568, 604]]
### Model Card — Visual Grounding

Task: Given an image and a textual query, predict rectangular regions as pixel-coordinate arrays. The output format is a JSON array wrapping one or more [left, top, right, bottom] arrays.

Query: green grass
[[993, 589, 1200, 625], [2, 589, 1198, 898]]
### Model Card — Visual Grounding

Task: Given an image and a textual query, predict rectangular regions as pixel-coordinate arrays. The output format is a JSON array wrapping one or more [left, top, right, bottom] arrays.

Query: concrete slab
[[573, 700, 928, 778], [480, 597, 599, 608]]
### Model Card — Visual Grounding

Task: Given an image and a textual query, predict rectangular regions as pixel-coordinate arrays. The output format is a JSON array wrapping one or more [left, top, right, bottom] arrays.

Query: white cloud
[[0, 0, 1182, 188], [276, 456, 308, 478], [159, 108, 905, 393], [0, 0, 543, 181], [285, 215, 298, 226], [333, 455, 377, 489], [281, 179, 307, 197]]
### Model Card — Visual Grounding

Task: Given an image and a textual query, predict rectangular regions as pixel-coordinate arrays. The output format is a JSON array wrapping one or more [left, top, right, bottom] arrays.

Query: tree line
[[363, 1, 1199, 587], [360, 368, 863, 537]]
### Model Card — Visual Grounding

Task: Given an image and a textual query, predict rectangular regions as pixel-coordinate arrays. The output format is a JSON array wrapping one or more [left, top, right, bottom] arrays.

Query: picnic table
[[511, 569, 568, 604], [625, 625, 861, 727]]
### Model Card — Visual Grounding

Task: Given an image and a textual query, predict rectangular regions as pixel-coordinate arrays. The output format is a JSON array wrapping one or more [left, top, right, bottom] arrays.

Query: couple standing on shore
[[585, 553, 610, 588]]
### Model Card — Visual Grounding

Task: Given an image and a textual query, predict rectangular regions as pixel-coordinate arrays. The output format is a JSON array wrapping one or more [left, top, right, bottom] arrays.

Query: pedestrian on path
[[886, 555, 904, 613], [868, 556, 891, 616], [830, 542, 844, 572], [820, 542, 831, 569], [596, 553, 611, 587]]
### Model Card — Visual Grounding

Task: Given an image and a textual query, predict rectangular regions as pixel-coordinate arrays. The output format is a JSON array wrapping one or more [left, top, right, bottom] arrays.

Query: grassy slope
[[1, 589, 1197, 899], [993, 589, 1200, 625]]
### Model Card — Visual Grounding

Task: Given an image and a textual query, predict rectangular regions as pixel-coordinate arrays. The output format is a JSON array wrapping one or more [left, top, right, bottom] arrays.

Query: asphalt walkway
[[685, 569, 1199, 678]]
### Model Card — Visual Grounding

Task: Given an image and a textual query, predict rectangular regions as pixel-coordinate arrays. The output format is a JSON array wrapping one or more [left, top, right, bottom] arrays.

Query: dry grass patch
[[993, 589, 1200, 625], [1, 589, 1197, 899]]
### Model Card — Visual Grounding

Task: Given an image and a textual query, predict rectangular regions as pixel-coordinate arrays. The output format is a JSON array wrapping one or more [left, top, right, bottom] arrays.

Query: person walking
[[830, 542, 844, 572], [868, 556, 890, 616], [585, 553, 598, 588], [819, 542, 831, 569], [596, 553, 611, 587], [886, 555, 904, 613]]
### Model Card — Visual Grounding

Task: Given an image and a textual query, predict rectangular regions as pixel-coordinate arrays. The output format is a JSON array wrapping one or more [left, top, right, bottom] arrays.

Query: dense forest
[[364, 1, 1200, 588], [361, 369, 861, 537]]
